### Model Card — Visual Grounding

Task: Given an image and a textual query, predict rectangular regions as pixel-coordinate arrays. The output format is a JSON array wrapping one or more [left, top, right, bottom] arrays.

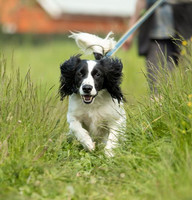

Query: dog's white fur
[[79, 61, 98, 97], [67, 60, 126, 157], [67, 88, 126, 157], [69, 32, 116, 55], [62, 32, 126, 157]]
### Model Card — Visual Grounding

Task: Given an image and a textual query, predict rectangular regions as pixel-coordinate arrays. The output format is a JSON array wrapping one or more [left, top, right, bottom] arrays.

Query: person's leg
[[146, 39, 178, 94]]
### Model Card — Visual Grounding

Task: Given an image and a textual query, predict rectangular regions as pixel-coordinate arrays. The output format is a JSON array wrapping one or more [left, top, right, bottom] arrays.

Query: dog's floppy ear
[[59, 54, 81, 100], [101, 57, 125, 103]]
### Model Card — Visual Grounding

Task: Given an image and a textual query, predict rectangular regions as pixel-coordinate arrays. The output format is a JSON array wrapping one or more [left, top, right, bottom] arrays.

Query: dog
[[59, 32, 126, 157]]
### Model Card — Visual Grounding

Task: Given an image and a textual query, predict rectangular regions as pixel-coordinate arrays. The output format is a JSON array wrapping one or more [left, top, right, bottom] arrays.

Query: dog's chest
[[75, 105, 109, 127], [69, 100, 115, 130], [68, 92, 122, 135], [77, 107, 111, 139]]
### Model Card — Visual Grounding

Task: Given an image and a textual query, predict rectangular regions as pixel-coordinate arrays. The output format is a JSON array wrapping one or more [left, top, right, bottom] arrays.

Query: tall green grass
[[1, 36, 147, 101], [0, 37, 192, 200]]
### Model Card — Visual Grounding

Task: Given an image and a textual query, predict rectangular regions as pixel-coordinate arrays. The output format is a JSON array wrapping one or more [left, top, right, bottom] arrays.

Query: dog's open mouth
[[82, 95, 94, 104]]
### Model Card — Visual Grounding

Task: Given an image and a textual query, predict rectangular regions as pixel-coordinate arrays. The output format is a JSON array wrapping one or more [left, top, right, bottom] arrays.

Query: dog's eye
[[95, 72, 101, 77], [77, 71, 84, 77]]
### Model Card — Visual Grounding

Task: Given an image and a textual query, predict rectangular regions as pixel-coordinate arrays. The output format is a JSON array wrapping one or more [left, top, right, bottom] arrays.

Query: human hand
[[122, 35, 134, 51]]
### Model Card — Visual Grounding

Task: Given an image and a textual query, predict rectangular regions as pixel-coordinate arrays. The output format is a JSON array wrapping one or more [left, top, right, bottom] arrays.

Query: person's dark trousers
[[172, 3, 192, 40], [146, 39, 179, 94]]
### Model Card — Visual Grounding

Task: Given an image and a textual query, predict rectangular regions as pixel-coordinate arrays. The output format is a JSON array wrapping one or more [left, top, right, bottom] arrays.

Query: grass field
[[1, 35, 147, 101], [0, 35, 192, 200]]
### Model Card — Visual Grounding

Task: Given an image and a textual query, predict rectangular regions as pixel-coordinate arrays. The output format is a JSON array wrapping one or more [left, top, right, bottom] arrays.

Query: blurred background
[[0, 0, 147, 101]]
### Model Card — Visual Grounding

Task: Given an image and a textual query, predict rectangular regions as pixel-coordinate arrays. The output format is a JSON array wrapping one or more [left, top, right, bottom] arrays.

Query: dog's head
[[59, 54, 124, 104]]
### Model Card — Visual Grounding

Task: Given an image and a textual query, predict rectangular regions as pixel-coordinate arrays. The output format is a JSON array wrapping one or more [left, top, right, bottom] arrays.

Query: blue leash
[[106, 0, 166, 57]]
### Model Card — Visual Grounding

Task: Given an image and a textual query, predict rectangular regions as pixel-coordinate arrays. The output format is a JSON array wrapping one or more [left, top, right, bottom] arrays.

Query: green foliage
[[0, 37, 192, 200]]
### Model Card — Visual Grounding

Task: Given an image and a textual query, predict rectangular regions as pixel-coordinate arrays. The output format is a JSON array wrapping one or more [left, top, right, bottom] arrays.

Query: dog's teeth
[[82, 95, 93, 103], [85, 96, 92, 101]]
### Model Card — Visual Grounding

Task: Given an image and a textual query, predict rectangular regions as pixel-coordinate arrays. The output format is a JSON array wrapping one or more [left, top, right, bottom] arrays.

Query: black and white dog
[[59, 32, 126, 156]]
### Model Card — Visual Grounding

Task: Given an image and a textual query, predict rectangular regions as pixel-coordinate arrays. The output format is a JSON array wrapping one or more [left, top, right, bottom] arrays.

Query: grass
[[1, 34, 146, 102], [0, 35, 192, 200]]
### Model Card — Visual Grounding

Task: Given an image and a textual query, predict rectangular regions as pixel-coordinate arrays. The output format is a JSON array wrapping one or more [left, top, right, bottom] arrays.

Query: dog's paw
[[83, 140, 95, 152]]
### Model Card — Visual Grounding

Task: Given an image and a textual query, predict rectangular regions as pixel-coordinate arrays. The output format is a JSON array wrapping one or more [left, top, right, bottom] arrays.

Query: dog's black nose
[[82, 85, 93, 93]]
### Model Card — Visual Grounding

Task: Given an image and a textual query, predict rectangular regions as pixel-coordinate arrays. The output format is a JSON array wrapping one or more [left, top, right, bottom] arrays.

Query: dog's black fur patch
[[59, 55, 125, 103], [60, 54, 81, 100], [100, 57, 124, 103]]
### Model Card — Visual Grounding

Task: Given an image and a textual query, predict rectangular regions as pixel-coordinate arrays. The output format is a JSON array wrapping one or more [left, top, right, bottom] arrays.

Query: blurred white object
[[69, 32, 117, 55], [37, 0, 136, 18], [2, 23, 17, 34]]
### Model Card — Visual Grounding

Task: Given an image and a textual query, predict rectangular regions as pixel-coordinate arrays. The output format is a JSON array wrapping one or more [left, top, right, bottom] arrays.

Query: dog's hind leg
[[104, 117, 126, 157], [104, 129, 119, 157]]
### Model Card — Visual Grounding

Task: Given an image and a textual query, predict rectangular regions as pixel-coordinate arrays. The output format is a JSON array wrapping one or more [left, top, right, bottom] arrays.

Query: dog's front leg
[[69, 119, 95, 151]]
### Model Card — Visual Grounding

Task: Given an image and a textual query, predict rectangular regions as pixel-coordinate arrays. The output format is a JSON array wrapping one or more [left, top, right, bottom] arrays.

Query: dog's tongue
[[82, 95, 93, 104], [84, 95, 92, 101]]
